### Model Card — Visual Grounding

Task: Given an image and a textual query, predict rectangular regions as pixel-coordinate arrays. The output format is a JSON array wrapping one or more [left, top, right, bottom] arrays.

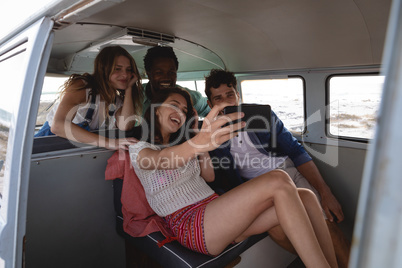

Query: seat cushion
[[116, 215, 268, 268], [113, 179, 268, 267]]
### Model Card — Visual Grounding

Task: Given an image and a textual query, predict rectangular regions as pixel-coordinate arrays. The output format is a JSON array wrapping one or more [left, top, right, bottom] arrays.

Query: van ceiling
[[49, 0, 392, 76]]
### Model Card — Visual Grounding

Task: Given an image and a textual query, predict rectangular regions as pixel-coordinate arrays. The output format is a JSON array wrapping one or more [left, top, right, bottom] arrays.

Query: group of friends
[[35, 45, 351, 268]]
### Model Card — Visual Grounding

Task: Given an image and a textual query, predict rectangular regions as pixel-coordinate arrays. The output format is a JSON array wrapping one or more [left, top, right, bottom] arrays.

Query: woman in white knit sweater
[[130, 87, 337, 268]]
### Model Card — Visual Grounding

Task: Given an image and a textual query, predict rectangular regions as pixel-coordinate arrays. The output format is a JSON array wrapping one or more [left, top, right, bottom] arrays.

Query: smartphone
[[223, 104, 271, 132]]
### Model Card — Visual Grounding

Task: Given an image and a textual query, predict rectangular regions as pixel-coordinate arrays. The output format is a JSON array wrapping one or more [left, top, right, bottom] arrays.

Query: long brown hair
[[143, 87, 196, 145], [61, 45, 144, 116]]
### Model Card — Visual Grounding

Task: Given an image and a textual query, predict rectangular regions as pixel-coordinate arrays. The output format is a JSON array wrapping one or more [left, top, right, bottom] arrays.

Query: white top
[[129, 141, 215, 217], [46, 88, 123, 130], [230, 132, 288, 179]]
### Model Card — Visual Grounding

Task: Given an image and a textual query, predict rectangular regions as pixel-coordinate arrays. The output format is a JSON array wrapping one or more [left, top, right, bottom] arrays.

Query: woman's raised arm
[[135, 103, 245, 170], [115, 74, 139, 131]]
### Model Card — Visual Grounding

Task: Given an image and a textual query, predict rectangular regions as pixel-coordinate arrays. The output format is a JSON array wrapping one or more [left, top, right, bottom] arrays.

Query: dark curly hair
[[143, 87, 195, 145], [204, 69, 238, 102], [143, 46, 179, 72]]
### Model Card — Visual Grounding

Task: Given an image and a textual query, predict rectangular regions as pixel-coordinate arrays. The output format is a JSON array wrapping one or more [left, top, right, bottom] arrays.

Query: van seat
[[113, 179, 268, 268]]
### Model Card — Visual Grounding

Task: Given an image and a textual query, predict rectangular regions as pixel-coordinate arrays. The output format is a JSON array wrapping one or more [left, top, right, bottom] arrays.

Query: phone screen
[[223, 104, 271, 132]]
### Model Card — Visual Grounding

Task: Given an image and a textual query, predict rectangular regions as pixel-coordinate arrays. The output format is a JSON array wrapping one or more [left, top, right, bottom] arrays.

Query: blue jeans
[[34, 121, 91, 137]]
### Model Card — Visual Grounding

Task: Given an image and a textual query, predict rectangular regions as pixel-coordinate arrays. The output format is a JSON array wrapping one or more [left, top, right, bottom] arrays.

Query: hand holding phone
[[223, 104, 271, 132]]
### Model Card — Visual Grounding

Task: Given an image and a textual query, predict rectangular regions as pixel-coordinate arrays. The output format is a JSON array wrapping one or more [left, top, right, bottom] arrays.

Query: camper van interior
[[1, 0, 400, 267]]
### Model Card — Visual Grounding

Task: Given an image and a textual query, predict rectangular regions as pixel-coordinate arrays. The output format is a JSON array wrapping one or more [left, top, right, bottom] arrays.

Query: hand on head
[[126, 74, 138, 90]]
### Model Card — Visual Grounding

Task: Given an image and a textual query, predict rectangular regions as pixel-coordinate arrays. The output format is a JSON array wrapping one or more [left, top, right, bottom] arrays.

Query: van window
[[36, 75, 68, 128], [0, 41, 28, 198], [328, 75, 384, 139], [177, 80, 207, 97], [240, 77, 305, 134]]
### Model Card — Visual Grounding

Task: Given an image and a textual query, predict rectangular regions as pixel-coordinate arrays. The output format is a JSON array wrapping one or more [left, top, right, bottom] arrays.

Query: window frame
[[325, 72, 383, 143], [238, 75, 307, 135]]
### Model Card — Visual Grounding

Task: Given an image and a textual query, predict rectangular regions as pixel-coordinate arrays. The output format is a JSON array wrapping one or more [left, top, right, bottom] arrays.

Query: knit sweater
[[129, 141, 214, 217]]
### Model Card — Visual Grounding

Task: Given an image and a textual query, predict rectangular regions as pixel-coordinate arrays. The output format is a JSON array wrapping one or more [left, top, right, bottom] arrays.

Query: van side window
[[176, 80, 207, 97], [328, 75, 384, 139], [240, 77, 305, 134], [35, 75, 68, 129]]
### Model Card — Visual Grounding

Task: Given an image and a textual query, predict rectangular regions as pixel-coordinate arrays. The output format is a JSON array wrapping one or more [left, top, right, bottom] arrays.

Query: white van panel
[[0, 17, 53, 268]]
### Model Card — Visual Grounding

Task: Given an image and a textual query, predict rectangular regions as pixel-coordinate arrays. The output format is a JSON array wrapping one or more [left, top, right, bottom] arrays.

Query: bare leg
[[203, 170, 335, 267], [298, 189, 338, 267], [268, 226, 297, 255], [269, 200, 349, 267]]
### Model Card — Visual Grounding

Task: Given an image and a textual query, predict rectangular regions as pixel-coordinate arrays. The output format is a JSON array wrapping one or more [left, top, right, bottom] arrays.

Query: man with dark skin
[[142, 46, 210, 117]]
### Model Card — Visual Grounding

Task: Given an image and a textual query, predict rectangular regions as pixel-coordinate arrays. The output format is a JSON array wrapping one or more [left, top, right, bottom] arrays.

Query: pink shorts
[[164, 194, 219, 255]]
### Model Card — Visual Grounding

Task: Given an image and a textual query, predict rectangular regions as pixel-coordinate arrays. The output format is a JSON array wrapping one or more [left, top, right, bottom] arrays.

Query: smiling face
[[208, 84, 240, 113], [156, 93, 188, 142], [109, 55, 133, 90], [147, 57, 177, 95]]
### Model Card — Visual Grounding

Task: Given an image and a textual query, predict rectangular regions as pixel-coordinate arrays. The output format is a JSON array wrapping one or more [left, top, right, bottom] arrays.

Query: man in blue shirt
[[205, 69, 350, 268], [142, 46, 210, 117]]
